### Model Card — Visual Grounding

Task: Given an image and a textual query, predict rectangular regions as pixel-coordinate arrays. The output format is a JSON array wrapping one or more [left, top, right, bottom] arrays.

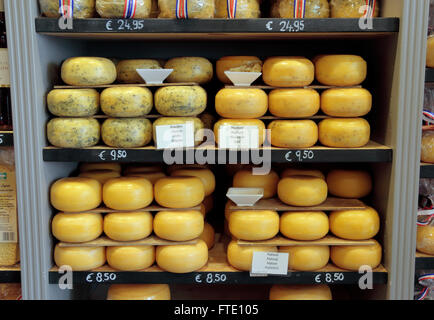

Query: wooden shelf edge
[[237, 235, 376, 247]]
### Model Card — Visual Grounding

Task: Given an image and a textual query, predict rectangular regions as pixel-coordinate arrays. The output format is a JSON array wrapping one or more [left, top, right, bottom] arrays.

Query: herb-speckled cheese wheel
[[280, 211, 329, 241], [269, 285, 332, 300], [51, 178, 102, 212], [326, 169, 372, 198], [155, 86, 207, 116], [96, 0, 152, 18], [271, 0, 330, 18], [281, 168, 325, 180], [315, 55, 367, 86], [158, 0, 215, 18], [227, 240, 278, 271], [126, 172, 167, 185], [216, 56, 262, 84], [107, 246, 155, 271], [215, 88, 268, 118], [229, 210, 279, 241], [79, 170, 121, 184], [156, 240, 209, 273], [417, 224, 434, 255], [269, 89, 320, 118], [321, 88, 372, 117], [52, 212, 103, 243], [171, 168, 215, 197], [214, 119, 266, 147], [263, 57, 314, 87], [280, 246, 330, 271], [153, 117, 205, 146], [47, 89, 100, 117], [101, 87, 153, 117], [47, 118, 100, 148], [154, 177, 205, 209], [268, 120, 318, 148], [427, 36, 434, 68], [116, 59, 162, 84], [278, 176, 328, 207], [329, 207, 380, 240], [215, 0, 261, 18], [233, 170, 279, 199], [102, 118, 152, 148], [61, 57, 116, 86], [54, 245, 106, 271], [103, 177, 153, 211], [200, 222, 215, 249], [39, 0, 95, 18], [421, 131, 434, 163], [319, 118, 370, 148], [154, 211, 204, 241], [330, 0, 380, 18], [80, 163, 122, 173], [331, 240, 382, 271], [107, 284, 171, 300], [165, 57, 213, 84], [104, 212, 153, 241]]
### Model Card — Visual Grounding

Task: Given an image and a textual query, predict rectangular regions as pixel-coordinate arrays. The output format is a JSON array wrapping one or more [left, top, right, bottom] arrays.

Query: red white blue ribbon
[[123, 0, 137, 18], [293, 0, 306, 18], [176, 0, 188, 19], [363, 0, 377, 18], [417, 287, 430, 300], [417, 214, 434, 226], [226, 0, 237, 19], [423, 110, 434, 125], [59, 0, 74, 18]]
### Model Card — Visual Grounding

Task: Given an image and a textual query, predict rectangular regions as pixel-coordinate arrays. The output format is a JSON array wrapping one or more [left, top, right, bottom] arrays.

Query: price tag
[[219, 125, 259, 149], [85, 272, 117, 283], [194, 273, 228, 284], [155, 123, 195, 149], [105, 19, 145, 31], [97, 150, 128, 161], [285, 150, 315, 162], [265, 20, 305, 33], [250, 252, 288, 276], [314, 273, 345, 284]]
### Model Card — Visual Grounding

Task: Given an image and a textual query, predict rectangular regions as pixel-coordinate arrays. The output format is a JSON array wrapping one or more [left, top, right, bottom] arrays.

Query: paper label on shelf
[[0, 49, 9, 86], [250, 252, 288, 276], [219, 125, 259, 149], [0, 166, 17, 243], [155, 122, 194, 149]]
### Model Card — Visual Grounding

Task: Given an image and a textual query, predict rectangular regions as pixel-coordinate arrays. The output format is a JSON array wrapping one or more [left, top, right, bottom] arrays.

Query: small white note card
[[250, 252, 289, 276], [155, 122, 194, 149], [219, 125, 259, 149]]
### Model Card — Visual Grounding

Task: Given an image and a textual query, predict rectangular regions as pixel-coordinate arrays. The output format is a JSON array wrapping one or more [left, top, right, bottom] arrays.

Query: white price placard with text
[[155, 123, 195, 149], [219, 125, 259, 149], [251, 252, 288, 276]]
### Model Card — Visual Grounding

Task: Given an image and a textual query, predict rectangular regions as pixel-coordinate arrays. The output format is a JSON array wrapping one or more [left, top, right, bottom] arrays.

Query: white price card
[[155, 122, 195, 149], [0, 49, 9, 86], [250, 252, 289, 276], [219, 125, 259, 149]]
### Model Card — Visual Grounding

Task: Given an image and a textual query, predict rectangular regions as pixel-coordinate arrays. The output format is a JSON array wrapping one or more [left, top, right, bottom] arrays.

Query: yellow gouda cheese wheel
[[321, 88, 372, 117], [154, 210, 204, 241], [269, 89, 320, 118], [280, 245, 330, 271], [171, 168, 215, 197], [104, 212, 153, 241], [319, 118, 370, 148], [47, 118, 100, 148], [280, 211, 329, 241], [263, 57, 314, 87], [165, 57, 213, 84], [156, 240, 208, 273], [154, 177, 205, 209], [216, 56, 262, 84], [227, 240, 277, 271], [326, 169, 372, 198], [47, 89, 100, 117], [101, 87, 153, 117], [331, 240, 382, 271], [103, 177, 153, 211], [281, 168, 325, 180], [199, 222, 215, 249], [229, 210, 280, 241], [329, 207, 380, 240], [278, 176, 328, 207], [268, 120, 318, 148], [51, 178, 102, 212], [215, 88, 268, 118], [125, 172, 167, 185], [54, 245, 106, 271], [107, 284, 171, 300], [233, 170, 279, 199], [124, 165, 163, 175], [214, 119, 266, 147], [80, 163, 122, 173], [116, 59, 162, 84], [61, 57, 116, 86], [79, 170, 121, 184], [107, 246, 155, 271], [417, 224, 434, 255], [52, 212, 103, 243], [270, 284, 332, 300], [421, 131, 434, 163], [315, 55, 367, 86], [155, 86, 207, 116]]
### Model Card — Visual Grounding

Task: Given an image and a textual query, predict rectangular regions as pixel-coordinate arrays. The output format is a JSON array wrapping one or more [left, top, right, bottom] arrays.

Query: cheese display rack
[[420, 162, 434, 178], [4, 0, 429, 300], [415, 252, 434, 269], [0, 130, 13, 147], [0, 264, 20, 283]]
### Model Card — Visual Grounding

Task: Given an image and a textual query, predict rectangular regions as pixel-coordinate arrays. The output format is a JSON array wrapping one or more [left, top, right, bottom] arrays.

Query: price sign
[[155, 123, 195, 149], [106, 19, 145, 31], [194, 273, 228, 284], [314, 273, 345, 284], [219, 125, 259, 149], [85, 272, 117, 283], [97, 150, 128, 161], [285, 150, 315, 162], [265, 20, 305, 32], [251, 252, 288, 276]]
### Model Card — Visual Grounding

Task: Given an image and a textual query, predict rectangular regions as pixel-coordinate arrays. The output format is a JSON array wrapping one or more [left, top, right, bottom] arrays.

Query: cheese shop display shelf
[[237, 236, 377, 247], [420, 163, 434, 178], [426, 68, 434, 83], [0, 131, 13, 147], [53, 82, 198, 89], [0, 264, 21, 284], [67, 204, 201, 214], [56, 236, 198, 248], [415, 252, 434, 269]]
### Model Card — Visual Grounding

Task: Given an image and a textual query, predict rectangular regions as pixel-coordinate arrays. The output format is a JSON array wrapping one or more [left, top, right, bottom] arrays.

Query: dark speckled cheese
[[39, 0, 95, 18], [102, 118, 152, 148], [155, 86, 207, 116], [101, 87, 153, 117], [47, 89, 100, 117], [47, 118, 100, 148]]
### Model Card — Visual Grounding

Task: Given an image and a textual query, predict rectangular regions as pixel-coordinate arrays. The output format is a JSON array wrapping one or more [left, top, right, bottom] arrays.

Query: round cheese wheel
[[329, 207, 380, 240], [200, 222, 215, 249], [427, 36, 434, 68], [278, 176, 328, 207], [229, 210, 280, 241], [319, 118, 370, 148], [281, 168, 325, 180], [271, 0, 329, 18], [103, 177, 153, 211], [203, 195, 214, 214], [39, 0, 95, 18], [171, 168, 215, 197], [52, 212, 103, 243], [227, 240, 278, 271], [421, 131, 434, 163], [107, 246, 155, 271], [233, 170, 279, 199], [263, 57, 314, 87], [326, 169, 372, 198], [154, 211, 204, 241], [154, 177, 205, 209], [215, 0, 261, 18], [158, 0, 215, 18], [104, 212, 153, 241], [216, 56, 262, 84], [165, 57, 213, 84], [96, 0, 152, 18], [280, 246, 330, 271], [124, 165, 163, 175], [51, 177, 102, 212], [321, 88, 372, 117], [126, 172, 167, 185], [214, 119, 266, 147], [116, 59, 162, 84], [101, 87, 153, 117], [268, 120, 318, 148], [61, 57, 116, 86], [47, 118, 100, 148], [417, 224, 434, 255], [330, 0, 380, 18], [54, 245, 106, 271], [102, 118, 152, 148], [280, 211, 329, 240], [153, 117, 205, 146], [315, 55, 367, 86], [215, 88, 268, 119], [269, 284, 332, 300], [155, 86, 207, 116], [47, 89, 99, 117], [80, 163, 122, 173], [79, 170, 121, 184], [331, 240, 382, 271], [156, 240, 208, 273], [107, 284, 171, 300], [269, 89, 320, 118]]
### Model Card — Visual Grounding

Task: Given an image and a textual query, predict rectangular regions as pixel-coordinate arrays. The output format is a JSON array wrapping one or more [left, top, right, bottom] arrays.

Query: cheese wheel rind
[[278, 176, 328, 207], [279, 245, 330, 271], [154, 177, 205, 209], [101, 87, 153, 117], [116, 59, 162, 84], [269, 89, 320, 118], [330, 240, 382, 271], [216, 56, 262, 84], [319, 118, 370, 148], [52, 212, 103, 243], [215, 88, 268, 119], [233, 170, 279, 199], [54, 245, 106, 271], [263, 57, 315, 87], [326, 169, 372, 198], [103, 177, 154, 211], [227, 240, 278, 271], [104, 212, 153, 241], [269, 284, 332, 300], [165, 57, 213, 84], [229, 210, 280, 241], [321, 88, 372, 117], [315, 55, 367, 86], [268, 120, 318, 148], [47, 118, 100, 148], [329, 207, 380, 240], [78, 170, 121, 185], [102, 118, 152, 148], [61, 57, 116, 86], [280, 211, 329, 241], [200, 222, 215, 249], [421, 131, 434, 163], [154, 211, 204, 241], [47, 89, 100, 117], [417, 224, 434, 255], [281, 168, 325, 180], [171, 168, 215, 197], [155, 86, 207, 116], [107, 246, 155, 271], [107, 284, 171, 300]]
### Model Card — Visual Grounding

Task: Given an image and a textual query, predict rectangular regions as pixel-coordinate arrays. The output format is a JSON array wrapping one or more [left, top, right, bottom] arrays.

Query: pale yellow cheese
[[0, 244, 19, 267], [233, 170, 279, 199], [39, 0, 95, 18], [280, 211, 329, 240], [321, 88, 372, 117], [269, 89, 320, 118], [269, 284, 332, 300], [158, 0, 215, 19], [116, 59, 162, 84], [421, 131, 434, 163], [96, 0, 152, 18], [155, 86, 207, 116], [54, 245, 106, 271], [268, 120, 318, 148], [102, 118, 153, 148], [153, 117, 205, 147], [104, 212, 153, 241], [80, 163, 122, 173], [215, 0, 261, 18], [216, 56, 262, 84], [229, 210, 279, 241], [263, 57, 314, 87], [278, 176, 328, 207], [428, 36, 434, 68], [154, 211, 204, 241], [417, 224, 434, 255], [315, 55, 367, 86], [329, 207, 380, 240], [156, 240, 208, 273], [330, 240, 382, 271], [107, 284, 171, 300], [154, 177, 205, 209], [107, 246, 155, 271], [171, 168, 215, 197], [61, 57, 116, 86], [271, 0, 330, 18], [330, 0, 380, 18], [125, 172, 167, 185], [47, 118, 100, 149], [165, 57, 213, 84], [326, 169, 372, 198], [281, 168, 325, 180], [214, 119, 266, 147], [51, 178, 102, 212], [47, 89, 99, 117], [280, 245, 330, 271], [52, 212, 103, 243], [227, 240, 277, 271], [199, 222, 215, 249], [79, 170, 121, 184], [319, 118, 370, 148], [215, 88, 268, 119], [103, 177, 153, 211], [101, 87, 153, 117]]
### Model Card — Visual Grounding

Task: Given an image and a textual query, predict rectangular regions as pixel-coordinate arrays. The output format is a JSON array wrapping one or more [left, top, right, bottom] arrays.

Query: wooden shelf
[[415, 251, 434, 269], [237, 235, 376, 247], [0, 264, 20, 283], [63, 204, 201, 214], [53, 82, 197, 89]]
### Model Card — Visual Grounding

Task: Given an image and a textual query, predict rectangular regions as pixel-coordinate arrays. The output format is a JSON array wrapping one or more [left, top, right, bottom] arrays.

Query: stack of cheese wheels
[[107, 284, 171, 300], [278, 175, 328, 207], [123, 164, 167, 185], [103, 177, 154, 211], [269, 284, 332, 300], [326, 169, 373, 199], [79, 162, 122, 184]]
